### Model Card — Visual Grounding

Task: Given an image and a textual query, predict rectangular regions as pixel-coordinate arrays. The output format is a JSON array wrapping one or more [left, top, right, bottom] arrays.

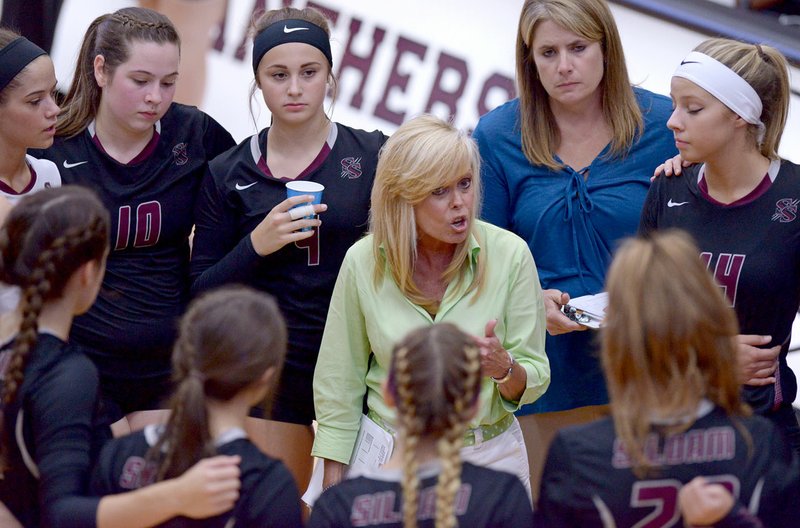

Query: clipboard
[[562, 292, 608, 329], [302, 414, 394, 507]]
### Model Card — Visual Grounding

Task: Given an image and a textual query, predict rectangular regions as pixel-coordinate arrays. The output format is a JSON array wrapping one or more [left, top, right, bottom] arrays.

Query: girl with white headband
[[640, 38, 800, 452]]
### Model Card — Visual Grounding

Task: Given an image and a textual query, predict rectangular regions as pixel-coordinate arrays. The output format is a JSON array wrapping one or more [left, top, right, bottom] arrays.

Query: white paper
[[302, 414, 394, 507], [565, 292, 608, 329]]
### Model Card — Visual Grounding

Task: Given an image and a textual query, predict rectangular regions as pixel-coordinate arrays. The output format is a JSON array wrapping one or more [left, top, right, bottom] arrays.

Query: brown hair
[[693, 38, 790, 160], [602, 230, 748, 475], [0, 186, 110, 471], [516, 0, 642, 170], [248, 6, 337, 122], [387, 323, 481, 528], [57, 7, 180, 138], [149, 286, 287, 480]]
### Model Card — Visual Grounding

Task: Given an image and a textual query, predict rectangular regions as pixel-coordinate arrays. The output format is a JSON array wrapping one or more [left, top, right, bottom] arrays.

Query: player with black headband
[[190, 6, 387, 492], [91, 287, 302, 528], [0, 187, 242, 528], [0, 30, 62, 337], [0, 30, 60, 205], [537, 231, 800, 527], [640, 38, 800, 452], [32, 7, 235, 433]]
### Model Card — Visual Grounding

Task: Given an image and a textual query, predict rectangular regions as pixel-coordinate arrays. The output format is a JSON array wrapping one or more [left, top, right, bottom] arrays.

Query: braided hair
[[148, 286, 287, 480], [0, 186, 109, 472], [57, 7, 180, 138], [387, 323, 481, 528]]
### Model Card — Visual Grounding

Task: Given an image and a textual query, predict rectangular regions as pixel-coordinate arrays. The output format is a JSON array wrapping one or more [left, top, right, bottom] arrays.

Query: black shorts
[[98, 372, 174, 423], [250, 361, 314, 425]]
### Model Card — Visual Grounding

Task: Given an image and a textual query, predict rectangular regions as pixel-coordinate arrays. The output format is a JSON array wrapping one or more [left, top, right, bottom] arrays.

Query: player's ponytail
[[58, 7, 180, 138], [394, 344, 422, 528], [149, 286, 286, 480], [388, 324, 481, 528], [0, 186, 109, 474], [434, 341, 479, 528]]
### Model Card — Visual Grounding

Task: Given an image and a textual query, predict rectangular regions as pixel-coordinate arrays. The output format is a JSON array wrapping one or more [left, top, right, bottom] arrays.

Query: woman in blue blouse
[[472, 0, 675, 500]]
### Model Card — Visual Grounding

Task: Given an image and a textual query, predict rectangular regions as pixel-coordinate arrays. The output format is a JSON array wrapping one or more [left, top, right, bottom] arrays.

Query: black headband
[[252, 19, 333, 74], [0, 37, 47, 93]]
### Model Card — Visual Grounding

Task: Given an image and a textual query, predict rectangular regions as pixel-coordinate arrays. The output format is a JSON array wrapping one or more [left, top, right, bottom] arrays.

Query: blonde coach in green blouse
[[311, 115, 550, 498]]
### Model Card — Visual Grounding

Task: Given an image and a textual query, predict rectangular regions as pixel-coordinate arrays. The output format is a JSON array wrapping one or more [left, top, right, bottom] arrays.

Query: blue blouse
[[474, 87, 676, 412]]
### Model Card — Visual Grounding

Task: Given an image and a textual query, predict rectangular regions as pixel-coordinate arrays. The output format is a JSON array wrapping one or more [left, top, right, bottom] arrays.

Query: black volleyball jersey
[[90, 426, 302, 528], [190, 123, 387, 372], [0, 333, 111, 528], [35, 104, 234, 378], [640, 160, 800, 415], [537, 405, 800, 527], [308, 461, 533, 528]]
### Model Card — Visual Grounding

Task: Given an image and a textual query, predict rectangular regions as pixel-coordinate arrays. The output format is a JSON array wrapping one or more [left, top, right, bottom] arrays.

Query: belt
[[366, 409, 514, 447]]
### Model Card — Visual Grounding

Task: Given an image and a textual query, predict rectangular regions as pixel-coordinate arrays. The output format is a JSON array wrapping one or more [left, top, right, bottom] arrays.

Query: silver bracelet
[[491, 350, 515, 384]]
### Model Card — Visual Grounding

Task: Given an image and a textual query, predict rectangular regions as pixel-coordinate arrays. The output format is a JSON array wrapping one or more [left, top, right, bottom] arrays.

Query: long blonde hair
[[369, 115, 484, 314], [516, 0, 642, 170], [693, 38, 790, 160], [388, 324, 481, 528], [602, 230, 748, 474]]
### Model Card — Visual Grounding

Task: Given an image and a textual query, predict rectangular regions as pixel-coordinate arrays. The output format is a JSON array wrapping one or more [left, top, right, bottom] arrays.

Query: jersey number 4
[[115, 201, 162, 250], [294, 225, 320, 266]]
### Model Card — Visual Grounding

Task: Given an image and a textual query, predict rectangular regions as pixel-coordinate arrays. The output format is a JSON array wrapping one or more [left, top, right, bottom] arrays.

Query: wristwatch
[[491, 350, 515, 384]]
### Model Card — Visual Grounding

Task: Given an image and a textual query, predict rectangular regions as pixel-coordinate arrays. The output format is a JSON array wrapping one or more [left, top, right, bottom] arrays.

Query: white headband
[[673, 51, 765, 143]]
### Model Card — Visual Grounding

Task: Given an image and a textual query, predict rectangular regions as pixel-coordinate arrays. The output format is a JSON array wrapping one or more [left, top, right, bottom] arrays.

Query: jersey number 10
[[115, 201, 162, 250]]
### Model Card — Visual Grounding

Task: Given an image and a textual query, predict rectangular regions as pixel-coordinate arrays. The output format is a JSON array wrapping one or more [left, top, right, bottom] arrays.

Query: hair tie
[[188, 369, 205, 383], [0, 37, 47, 94], [754, 43, 771, 63], [251, 18, 333, 74]]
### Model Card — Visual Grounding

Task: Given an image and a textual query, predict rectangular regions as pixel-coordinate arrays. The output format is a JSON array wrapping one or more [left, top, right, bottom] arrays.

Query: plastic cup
[[286, 181, 324, 231]]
